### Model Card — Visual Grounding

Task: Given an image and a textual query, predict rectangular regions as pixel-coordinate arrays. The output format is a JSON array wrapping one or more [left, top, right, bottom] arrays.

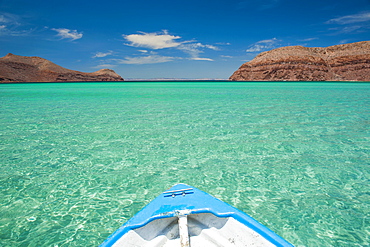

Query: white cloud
[[326, 11, 370, 25], [190, 57, 214, 61], [124, 30, 182, 49], [337, 25, 362, 33], [299, 37, 318, 42], [93, 51, 113, 58], [0, 27, 32, 36], [203, 44, 219, 50], [122, 30, 220, 62], [52, 28, 83, 40], [0, 13, 20, 25], [0, 12, 32, 36], [178, 42, 218, 61], [325, 11, 370, 35], [327, 25, 365, 35], [246, 38, 279, 52], [0, 16, 9, 23], [118, 55, 176, 64], [216, 42, 231, 45]]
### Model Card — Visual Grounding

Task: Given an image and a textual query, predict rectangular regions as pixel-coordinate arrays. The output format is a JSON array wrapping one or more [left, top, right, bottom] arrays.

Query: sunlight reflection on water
[[0, 82, 369, 246]]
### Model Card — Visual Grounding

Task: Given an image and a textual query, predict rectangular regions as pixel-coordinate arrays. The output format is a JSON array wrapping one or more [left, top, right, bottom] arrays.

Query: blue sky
[[0, 0, 369, 79]]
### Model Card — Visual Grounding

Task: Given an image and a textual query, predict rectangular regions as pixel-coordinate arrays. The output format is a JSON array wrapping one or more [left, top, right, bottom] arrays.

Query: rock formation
[[0, 53, 124, 82], [229, 41, 370, 81]]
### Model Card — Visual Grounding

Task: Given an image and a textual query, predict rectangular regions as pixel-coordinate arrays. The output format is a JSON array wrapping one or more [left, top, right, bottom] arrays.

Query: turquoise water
[[0, 82, 369, 246]]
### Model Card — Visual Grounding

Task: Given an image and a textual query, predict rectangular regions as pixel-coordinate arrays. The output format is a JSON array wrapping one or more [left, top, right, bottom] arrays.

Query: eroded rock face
[[229, 41, 370, 81], [0, 53, 124, 82]]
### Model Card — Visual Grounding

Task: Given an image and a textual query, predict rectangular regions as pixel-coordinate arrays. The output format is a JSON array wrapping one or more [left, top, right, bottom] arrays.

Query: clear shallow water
[[0, 82, 369, 246]]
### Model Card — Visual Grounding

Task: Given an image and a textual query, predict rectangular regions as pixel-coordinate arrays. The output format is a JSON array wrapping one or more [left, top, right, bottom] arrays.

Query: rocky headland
[[0, 53, 124, 83], [229, 41, 370, 81]]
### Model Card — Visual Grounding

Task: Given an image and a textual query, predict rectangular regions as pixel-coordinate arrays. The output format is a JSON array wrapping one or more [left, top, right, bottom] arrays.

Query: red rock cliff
[[229, 41, 370, 81], [0, 53, 124, 82]]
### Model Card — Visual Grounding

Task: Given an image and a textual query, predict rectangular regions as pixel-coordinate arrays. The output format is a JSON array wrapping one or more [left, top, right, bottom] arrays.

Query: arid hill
[[0, 53, 124, 83], [229, 41, 370, 81]]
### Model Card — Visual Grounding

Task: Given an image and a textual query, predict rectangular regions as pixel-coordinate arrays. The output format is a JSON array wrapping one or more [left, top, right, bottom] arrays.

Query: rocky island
[[0, 53, 124, 83], [230, 41, 370, 81]]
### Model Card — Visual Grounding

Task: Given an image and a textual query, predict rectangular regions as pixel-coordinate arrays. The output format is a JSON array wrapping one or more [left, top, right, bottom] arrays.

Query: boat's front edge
[[100, 184, 294, 247]]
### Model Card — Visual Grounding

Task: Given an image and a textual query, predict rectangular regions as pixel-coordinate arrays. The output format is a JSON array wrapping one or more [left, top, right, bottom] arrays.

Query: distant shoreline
[[1, 80, 369, 84]]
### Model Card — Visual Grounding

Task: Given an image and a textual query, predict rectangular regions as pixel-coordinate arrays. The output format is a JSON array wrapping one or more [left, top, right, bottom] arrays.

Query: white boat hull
[[114, 213, 276, 247]]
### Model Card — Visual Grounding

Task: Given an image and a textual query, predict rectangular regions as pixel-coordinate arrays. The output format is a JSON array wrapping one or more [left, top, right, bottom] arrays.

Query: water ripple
[[0, 82, 369, 246]]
